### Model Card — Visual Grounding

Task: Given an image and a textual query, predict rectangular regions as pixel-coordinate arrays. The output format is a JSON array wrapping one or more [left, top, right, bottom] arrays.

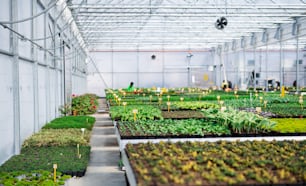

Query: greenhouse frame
[[0, 0, 306, 185]]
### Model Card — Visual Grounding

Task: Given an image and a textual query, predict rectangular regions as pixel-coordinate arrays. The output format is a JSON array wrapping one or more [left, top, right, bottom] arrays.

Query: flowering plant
[[71, 94, 99, 115]]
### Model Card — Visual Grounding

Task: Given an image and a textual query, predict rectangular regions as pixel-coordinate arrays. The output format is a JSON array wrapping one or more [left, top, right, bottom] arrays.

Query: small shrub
[[71, 94, 99, 115]]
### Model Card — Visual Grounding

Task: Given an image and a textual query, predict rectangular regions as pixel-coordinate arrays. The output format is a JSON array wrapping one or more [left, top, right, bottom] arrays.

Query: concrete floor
[[65, 102, 127, 186]]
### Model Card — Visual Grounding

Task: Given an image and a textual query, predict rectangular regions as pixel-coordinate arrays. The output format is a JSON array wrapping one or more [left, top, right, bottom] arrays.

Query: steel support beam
[[11, 0, 21, 155]]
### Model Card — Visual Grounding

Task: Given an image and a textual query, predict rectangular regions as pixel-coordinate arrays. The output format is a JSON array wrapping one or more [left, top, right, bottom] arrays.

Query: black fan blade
[[221, 17, 228, 26]]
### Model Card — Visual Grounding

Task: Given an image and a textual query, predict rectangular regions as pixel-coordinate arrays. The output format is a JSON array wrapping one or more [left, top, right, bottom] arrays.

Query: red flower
[[72, 94, 76, 97]]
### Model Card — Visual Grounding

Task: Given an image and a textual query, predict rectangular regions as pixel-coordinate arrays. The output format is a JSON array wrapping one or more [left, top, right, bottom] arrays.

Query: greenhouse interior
[[0, 0, 306, 185]]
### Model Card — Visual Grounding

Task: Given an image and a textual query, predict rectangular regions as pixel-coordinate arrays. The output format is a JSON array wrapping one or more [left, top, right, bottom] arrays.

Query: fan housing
[[215, 17, 228, 30]]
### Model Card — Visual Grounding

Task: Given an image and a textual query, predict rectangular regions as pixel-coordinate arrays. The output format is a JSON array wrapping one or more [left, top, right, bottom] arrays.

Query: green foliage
[[267, 104, 306, 117], [126, 140, 306, 185], [58, 104, 72, 116], [0, 146, 90, 173], [271, 118, 306, 133], [0, 170, 70, 186], [118, 119, 231, 136], [71, 93, 99, 115], [43, 116, 95, 130], [22, 129, 90, 148], [170, 101, 219, 110], [109, 105, 163, 121], [202, 108, 275, 133]]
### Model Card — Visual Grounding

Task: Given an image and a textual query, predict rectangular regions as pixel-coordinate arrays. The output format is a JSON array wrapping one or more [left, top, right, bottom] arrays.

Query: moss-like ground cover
[[0, 146, 90, 174], [126, 140, 306, 186], [43, 116, 95, 130], [271, 118, 306, 133]]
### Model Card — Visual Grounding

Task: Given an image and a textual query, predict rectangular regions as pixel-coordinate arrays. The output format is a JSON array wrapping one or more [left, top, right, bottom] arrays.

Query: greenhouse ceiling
[[67, 0, 306, 50]]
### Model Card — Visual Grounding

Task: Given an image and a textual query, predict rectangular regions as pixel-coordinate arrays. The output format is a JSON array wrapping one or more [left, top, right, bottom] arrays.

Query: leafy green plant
[[22, 129, 90, 148], [0, 170, 70, 186], [170, 101, 219, 110], [58, 104, 72, 116], [271, 118, 306, 133], [43, 116, 95, 130], [109, 105, 163, 121], [71, 94, 99, 115], [267, 104, 305, 117], [202, 108, 275, 133], [118, 119, 231, 137]]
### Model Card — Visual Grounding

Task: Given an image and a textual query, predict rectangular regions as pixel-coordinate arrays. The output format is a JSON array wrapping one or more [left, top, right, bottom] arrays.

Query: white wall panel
[[36, 3, 45, 63], [113, 52, 137, 72], [72, 75, 87, 95], [49, 69, 57, 119], [138, 52, 163, 72], [164, 72, 188, 88], [18, 0, 31, 59], [0, 55, 14, 164], [113, 73, 137, 89], [0, 0, 10, 52], [90, 52, 112, 72], [19, 60, 34, 143], [138, 73, 163, 88], [87, 73, 112, 96], [38, 66, 47, 129], [164, 52, 188, 66]]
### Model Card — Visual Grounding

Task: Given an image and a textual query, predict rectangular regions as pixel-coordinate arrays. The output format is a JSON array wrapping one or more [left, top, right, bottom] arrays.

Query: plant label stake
[[219, 100, 224, 107], [221, 106, 227, 111], [281, 86, 285, 97], [118, 98, 121, 106], [217, 96, 220, 103], [256, 107, 262, 113], [259, 96, 263, 103], [158, 97, 162, 106], [77, 144, 81, 158], [299, 99, 303, 110], [167, 101, 171, 112], [81, 128, 85, 138], [264, 100, 268, 109], [180, 97, 184, 102], [235, 95, 239, 99], [123, 92, 126, 98], [122, 102, 127, 111], [133, 109, 138, 121], [167, 95, 170, 101], [53, 164, 57, 183], [149, 95, 152, 102]]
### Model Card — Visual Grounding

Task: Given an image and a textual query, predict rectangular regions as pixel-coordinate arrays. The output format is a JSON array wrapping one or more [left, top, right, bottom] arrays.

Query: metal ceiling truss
[[68, 0, 306, 50]]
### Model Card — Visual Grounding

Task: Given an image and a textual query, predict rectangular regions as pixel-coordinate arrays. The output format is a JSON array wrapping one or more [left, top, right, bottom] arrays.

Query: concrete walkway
[[66, 99, 126, 186]]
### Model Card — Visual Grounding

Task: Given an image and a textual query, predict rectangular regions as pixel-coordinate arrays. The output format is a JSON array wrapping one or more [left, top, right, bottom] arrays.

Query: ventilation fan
[[215, 17, 228, 30]]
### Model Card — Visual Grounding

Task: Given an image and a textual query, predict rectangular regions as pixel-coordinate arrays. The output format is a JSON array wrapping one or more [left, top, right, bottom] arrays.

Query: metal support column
[[11, 0, 21, 154], [32, 0, 39, 132], [44, 10, 51, 122], [253, 44, 256, 89], [162, 47, 165, 87], [279, 32, 284, 88], [111, 44, 114, 88], [136, 46, 139, 87], [295, 25, 300, 92], [265, 40, 268, 91]]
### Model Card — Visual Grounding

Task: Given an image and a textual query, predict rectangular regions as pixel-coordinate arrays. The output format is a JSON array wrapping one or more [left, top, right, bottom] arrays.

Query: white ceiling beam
[[73, 13, 306, 17], [69, 4, 306, 9]]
